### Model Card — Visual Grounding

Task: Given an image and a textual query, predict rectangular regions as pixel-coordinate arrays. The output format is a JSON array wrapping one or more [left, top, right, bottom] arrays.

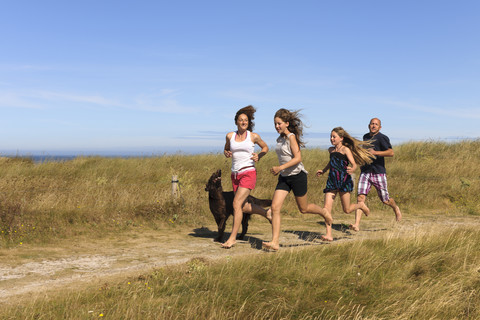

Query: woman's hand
[[224, 150, 232, 158], [346, 166, 354, 174], [250, 152, 259, 162], [270, 166, 282, 176], [316, 170, 324, 177]]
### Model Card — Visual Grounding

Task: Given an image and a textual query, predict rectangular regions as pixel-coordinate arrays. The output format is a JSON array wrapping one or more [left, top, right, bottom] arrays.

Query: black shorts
[[275, 171, 308, 197]]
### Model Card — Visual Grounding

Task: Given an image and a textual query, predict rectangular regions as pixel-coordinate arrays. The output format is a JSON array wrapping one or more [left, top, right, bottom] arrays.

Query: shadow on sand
[[189, 226, 346, 251], [189, 227, 269, 250]]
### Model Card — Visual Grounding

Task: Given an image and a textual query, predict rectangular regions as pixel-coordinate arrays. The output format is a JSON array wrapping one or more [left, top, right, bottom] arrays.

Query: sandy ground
[[1, 211, 477, 304]]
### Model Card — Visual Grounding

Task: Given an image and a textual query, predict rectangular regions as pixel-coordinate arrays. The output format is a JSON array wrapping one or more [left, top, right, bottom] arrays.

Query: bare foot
[[349, 224, 359, 232], [221, 241, 236, 249], [394, 206, 402, 222], [360, 202, 370, 216], [266, 208, 272, 224], [320, 235, 333, 242], [262, 241, 279, 251]]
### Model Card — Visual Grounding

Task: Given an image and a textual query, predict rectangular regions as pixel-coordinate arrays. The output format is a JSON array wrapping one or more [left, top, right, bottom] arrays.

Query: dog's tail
[[248, 196, 272, 207]]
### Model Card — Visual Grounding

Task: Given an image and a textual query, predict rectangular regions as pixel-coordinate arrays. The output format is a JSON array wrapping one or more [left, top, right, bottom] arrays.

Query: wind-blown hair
[[234, 105, 256, 131], [332, 127, 375, 166], [274, 108, 306, 148]]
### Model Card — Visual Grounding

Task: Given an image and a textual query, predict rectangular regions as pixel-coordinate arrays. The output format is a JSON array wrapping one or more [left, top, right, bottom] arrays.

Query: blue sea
[[0, 146, 224, 163]]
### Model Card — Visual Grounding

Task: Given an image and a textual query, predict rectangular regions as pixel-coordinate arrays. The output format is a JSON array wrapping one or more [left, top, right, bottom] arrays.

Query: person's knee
[[242, 202, 252, 212], [271, 203, 282, 213], [383, 198, 394, 206], [357, 194, 366, 203], [233, 199, 245, 210], [299, 206, 309, 214]]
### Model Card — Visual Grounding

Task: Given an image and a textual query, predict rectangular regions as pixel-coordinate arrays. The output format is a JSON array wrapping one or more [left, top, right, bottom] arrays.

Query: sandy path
[[1, 213, 477, 303]]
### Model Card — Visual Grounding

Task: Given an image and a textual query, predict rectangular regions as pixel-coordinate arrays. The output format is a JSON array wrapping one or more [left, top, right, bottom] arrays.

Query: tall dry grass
[[391, 140, 480, 215], [1, 224, 478, 319], [1, 140, 479, 246]]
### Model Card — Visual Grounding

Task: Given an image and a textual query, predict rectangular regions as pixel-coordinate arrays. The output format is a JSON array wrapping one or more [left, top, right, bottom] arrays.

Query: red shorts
[[231, 169, 256, 192]]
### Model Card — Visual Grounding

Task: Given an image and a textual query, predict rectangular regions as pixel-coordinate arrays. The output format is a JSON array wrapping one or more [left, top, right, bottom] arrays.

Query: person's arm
[[316, 148, 333, 176], [224, 133, 233, 158], [344, 148, 357, 174], [271, 134, 301, 176], [316, 163, 330, 176], [370, 134, 394, 157], [371, 148, 394, 157], [251, 132, 268, 162]]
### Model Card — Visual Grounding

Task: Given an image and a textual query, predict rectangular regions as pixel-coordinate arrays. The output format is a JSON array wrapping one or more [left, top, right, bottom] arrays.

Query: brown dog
[[205, 169, 272, 242]]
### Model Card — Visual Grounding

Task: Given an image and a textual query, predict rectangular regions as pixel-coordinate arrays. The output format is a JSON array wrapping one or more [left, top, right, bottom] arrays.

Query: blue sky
[[1, 1, 479, 155]]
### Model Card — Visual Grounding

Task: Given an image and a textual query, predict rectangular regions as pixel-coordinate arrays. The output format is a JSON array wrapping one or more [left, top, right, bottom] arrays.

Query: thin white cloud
[[134, 98, 199, 114], [18, 65, 54, 71], [0, 90, 118, 109], [36, 91, 117, 106], [381, 99, 480, 120], [133, 90, 199, 114], [159, 88, 178, 95], [0, 64, 55, 72], [0, 91, 43, 109], [0, 89, 200, 114], [276, 75, 351, 89], [218, 83, 279, 103]]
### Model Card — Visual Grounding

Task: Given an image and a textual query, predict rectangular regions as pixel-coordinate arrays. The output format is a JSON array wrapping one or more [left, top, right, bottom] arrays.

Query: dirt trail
[[1, 213, 477, 304]]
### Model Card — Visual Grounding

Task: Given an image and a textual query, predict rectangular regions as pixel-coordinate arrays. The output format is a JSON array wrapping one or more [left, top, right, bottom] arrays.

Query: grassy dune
[[1, 140, 479, 246], [0, 141, 480, 246], [1, 140, 479, 319]]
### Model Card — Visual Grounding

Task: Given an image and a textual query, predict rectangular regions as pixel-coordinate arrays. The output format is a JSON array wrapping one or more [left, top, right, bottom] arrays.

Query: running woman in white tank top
[[229, 130, 255, 174], [221, 106, 271, 249]]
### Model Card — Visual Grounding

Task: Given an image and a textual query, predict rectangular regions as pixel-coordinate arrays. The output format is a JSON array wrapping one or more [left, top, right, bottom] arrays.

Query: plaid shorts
[[357, 172, 390, 202]]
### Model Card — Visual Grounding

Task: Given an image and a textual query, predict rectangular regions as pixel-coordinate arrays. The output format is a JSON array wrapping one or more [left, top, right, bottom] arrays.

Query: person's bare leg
[[339, 192, 370, 216], [295, 194, 333, 241], [350, 194, 366, 231], [242, 202, 272, 223], [384, 198, 402, 221], [262, 190, 288, 251], [222, 187, 250, 248], [319, 192, 335, 241]]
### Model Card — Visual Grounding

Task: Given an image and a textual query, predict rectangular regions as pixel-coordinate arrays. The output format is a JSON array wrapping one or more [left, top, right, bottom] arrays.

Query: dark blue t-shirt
[[360, 132, 392, 174]]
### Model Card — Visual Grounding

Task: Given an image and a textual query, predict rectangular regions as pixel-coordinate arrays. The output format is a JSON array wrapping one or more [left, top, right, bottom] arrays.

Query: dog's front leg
[[215, 217, 227, 242]]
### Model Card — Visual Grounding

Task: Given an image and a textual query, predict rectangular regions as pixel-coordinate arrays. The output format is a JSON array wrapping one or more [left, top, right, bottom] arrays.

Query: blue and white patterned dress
[[323, 152, 353, 193]]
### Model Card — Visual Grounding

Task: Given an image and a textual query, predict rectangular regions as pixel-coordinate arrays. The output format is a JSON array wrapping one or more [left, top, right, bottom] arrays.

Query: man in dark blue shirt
[[350, 118, 402, 231]]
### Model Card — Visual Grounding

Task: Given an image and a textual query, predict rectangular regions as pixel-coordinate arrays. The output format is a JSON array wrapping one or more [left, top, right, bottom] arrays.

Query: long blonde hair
[[274, 108, 305, 148], [332, 127, 375, 166]]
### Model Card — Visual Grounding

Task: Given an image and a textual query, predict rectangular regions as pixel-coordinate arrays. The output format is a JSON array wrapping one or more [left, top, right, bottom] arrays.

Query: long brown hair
[[234, 105, 256, 131], [274, 108, 305, 148], [332, 127, 375, 166]]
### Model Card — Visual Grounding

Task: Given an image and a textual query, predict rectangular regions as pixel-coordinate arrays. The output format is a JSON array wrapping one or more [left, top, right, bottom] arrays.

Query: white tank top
[[275, 133, 307, 177], [230, 131, 255, 172]]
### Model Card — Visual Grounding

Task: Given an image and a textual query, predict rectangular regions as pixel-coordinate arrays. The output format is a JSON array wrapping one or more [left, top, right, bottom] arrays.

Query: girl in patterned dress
[[316, 127, 375, 223]]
